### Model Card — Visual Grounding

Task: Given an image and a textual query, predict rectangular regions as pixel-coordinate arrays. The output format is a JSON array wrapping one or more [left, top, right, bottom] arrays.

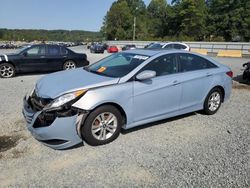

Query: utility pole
[[133, 6, 138, 41], [133, 16, 136, 41]]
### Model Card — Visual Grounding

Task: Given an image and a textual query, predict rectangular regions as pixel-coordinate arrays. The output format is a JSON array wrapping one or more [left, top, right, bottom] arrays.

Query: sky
[[0, 0, 171, 32]]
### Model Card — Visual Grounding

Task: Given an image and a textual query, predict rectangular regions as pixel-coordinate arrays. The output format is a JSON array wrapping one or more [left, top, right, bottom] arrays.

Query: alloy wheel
[[91, 112, 118, 141], [64, 61, 76, 70], [0, 65, 14, 78], [208, 91, 221, 112]]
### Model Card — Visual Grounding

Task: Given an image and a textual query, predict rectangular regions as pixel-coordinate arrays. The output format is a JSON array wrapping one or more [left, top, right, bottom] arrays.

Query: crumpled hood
[[35, 68, 119, 99]]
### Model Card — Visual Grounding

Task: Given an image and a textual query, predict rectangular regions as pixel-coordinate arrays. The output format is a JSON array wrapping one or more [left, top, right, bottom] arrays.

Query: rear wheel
[[82, 105, 123, 146], [0, 63, 16, 78], [63, 60, 76, 70], [203, 88, 222, 115]]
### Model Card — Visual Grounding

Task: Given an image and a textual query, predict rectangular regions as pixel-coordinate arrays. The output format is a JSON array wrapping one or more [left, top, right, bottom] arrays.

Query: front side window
[[177, 53, 217, 72], [26, 46, 45, 55], [87, 53, 150, 77], [141, 54, 177, 76], [164, 44, 174, 49], [147, 43, 163, 49], [174, 44, 186, 49]]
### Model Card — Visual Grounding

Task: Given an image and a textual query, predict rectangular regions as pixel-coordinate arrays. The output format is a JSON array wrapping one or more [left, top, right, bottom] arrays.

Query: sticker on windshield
[[133, 55, 149, 60], [97, 66, 106, 73]]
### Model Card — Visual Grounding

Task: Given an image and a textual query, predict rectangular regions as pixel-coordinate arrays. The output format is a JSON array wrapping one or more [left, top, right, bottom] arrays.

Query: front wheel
[[203, 88, 222, 115], [63, 60, 76, 70], [81, 105, 123, 146], [0, 63, 16, 78]]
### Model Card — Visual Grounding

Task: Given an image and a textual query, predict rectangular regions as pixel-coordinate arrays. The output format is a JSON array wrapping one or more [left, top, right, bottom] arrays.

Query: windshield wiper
[[88, 69, 112, 77], [83, 66, 90, 71]]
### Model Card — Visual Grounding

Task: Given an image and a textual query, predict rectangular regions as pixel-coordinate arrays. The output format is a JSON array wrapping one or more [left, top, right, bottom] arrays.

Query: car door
[[45, 45, 64, 71], [176, 53, 218, 110], [19, 45, 47, 72], [133, 54, 182, 122]]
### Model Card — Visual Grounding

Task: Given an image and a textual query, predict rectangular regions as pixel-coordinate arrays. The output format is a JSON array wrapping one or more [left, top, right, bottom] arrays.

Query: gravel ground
[[0, 46, 249, 187]]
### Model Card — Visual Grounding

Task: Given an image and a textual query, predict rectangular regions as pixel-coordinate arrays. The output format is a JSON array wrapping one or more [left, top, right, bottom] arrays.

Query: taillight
[[226, 71, 233, 78]]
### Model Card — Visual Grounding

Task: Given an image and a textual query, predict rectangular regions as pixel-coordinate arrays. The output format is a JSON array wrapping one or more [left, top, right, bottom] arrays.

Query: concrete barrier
[[217, 50, 242, 58], [191, 48, 208, 55], [106, 41, 250, 56]]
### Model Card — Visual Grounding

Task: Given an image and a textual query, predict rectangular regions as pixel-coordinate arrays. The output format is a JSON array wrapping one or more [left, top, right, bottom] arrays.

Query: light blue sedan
[[22, 49, 233, 149]]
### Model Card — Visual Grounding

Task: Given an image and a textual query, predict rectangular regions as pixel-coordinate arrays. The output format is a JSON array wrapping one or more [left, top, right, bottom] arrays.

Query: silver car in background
[[146, 42, 190, 51], [22, 49, 232, 149]]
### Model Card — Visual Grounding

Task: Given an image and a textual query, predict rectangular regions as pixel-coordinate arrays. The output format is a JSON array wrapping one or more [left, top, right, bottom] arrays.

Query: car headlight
[[45, 90, 87, 110]]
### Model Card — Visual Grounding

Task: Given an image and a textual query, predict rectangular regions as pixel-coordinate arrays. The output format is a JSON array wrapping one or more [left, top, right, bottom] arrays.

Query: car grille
[[24, 112, 33, 124], [40, 139, 68, 145]]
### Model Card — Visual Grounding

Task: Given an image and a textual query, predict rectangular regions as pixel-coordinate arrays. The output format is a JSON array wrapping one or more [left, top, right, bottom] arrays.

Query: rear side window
[[48, 46, 60, 55], [177, 53, 217, 72], [26, 46, 45, 55], [174, 44, 186, 49], [148, 43, 163, 49]]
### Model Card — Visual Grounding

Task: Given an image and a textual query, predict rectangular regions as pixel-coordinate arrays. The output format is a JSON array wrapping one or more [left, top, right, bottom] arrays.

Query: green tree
[[170, 0, 207, 40], [126, 0, 148, 40], [102, 0, 148, 40], [147, 0, 169, 38], [103, 0, 133, 40], [207, 0, 250, 41]]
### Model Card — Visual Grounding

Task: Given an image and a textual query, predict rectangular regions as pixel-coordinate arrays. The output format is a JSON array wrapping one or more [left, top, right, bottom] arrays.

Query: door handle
[[40, 56, 46, 58], [173, 80, 180, 86], [206, 73, 213, 77]]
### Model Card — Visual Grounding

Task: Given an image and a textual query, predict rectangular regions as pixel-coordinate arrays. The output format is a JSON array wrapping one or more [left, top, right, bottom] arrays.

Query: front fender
[[72, 82, 134, 126]]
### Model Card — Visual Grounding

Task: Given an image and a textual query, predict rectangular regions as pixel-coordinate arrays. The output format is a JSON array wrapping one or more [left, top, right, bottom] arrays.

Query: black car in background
[[0, 44, 89, 78], [243, 62, 250, 82], [90, 44, 105, 53], [122, 44, 136, 51]]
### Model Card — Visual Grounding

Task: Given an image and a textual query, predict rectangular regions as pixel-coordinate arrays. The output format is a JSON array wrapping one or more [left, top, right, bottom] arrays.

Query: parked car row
[[89, 42, 119, 54], [0, 43, 21, 49], [88, 42, 190, 55]]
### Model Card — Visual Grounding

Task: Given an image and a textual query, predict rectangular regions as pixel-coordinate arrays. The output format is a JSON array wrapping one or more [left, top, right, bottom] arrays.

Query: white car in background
[[146, 42, 190, 51]]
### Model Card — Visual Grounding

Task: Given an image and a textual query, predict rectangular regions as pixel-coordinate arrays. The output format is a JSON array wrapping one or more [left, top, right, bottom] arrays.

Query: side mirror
[[136, 70, 156, 81], [23, 52, 28, 57]]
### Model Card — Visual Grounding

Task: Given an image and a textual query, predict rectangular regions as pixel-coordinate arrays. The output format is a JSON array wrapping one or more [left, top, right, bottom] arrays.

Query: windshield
[[87, 52, 150, 78], [15, 45, 30, 54], [147, 43, 163, 49]]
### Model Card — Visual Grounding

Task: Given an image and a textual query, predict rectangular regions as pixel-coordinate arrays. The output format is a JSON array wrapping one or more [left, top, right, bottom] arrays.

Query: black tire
[[203, 88, 223, 115], [82, 105, 123, 146], [0, 63, 16, 78], [63, 60, 76, 70]]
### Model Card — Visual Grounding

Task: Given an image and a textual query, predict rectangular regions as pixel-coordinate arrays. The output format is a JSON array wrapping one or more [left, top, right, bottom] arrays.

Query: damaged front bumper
[[22, 95, 88, 150]]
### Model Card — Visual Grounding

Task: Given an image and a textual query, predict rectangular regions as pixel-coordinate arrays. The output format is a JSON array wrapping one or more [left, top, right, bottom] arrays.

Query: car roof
[[123, 49, 202, 57], [153, 42, 188, 45], [123, 49, 163, 56]]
